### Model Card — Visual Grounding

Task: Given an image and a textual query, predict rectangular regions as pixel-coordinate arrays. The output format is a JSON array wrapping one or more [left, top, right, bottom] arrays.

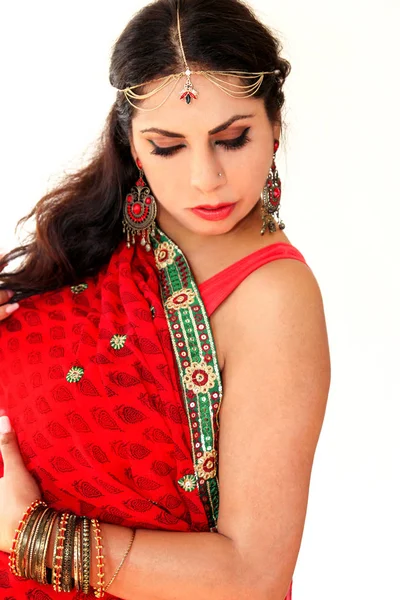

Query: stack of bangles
[[9, 499, 136, 597]]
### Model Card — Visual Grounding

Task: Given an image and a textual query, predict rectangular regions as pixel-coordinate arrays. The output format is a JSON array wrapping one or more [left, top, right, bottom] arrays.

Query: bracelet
[[39, 510, 58, 585], [17, 503, 47, 578], [52, 512, 69, 592], [9, 499, 45, 578], [51, 514, 61, 588], [91, 518, 105, 598], [29, 507, 52, 581], [104, 528, 136, 592], [73, 517, 81, 591], [81, 516, 91, 595], [61, 513, 76, 592]]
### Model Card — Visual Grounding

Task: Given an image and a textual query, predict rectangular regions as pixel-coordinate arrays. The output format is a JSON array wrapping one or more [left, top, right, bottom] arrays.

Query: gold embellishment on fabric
[[183, 361, 217, 394], [110, 334, 127, 350], [154, 242, 176, 270], [165, 288, 196, 311], [177, 474, 197, 492], [194, 450, 218, 480], [71, 283, 88, 294], [66, 366, 85, 383]]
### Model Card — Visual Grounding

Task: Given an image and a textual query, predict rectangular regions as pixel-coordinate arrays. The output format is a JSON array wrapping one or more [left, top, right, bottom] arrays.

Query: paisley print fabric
[[0, 234, 302, 599]]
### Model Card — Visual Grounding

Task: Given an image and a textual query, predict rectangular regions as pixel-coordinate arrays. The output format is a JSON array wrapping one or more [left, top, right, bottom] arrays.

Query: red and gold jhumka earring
[[122, 158, 157, 251], [260, 139, 286, 234]]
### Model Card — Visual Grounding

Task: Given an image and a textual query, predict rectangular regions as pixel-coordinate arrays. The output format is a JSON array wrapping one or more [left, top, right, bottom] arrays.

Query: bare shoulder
[[214, 256, 329, 369]]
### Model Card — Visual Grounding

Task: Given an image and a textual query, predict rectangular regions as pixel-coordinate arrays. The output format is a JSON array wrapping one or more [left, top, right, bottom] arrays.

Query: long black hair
[[0, 0, 291, 301]]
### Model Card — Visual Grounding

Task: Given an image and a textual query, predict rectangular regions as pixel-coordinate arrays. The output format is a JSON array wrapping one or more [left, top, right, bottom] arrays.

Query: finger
[[0, 416, 26, 473], [0, 289, 13, 305], [0, 302, 19, 321]]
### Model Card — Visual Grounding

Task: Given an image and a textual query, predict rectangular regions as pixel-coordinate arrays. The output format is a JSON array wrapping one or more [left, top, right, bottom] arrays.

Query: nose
[[190, 145, 225, 194]]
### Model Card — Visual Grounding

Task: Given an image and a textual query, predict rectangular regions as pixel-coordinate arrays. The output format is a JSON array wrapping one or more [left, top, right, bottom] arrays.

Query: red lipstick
[[191, 202, 236, 221]]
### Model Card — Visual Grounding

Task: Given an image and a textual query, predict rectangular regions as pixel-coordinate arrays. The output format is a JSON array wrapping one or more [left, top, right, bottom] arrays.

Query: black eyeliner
[[149, 126, 251, 158]]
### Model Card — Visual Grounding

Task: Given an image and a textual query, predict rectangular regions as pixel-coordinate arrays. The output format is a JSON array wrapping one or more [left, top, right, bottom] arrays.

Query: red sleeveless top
[[0, 239, 306, 599], [200, 242, 307, 316]]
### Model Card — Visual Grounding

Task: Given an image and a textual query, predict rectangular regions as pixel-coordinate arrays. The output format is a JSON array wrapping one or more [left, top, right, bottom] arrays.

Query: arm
[[1, 259, 330, 600], [49, 258, 330, 600]]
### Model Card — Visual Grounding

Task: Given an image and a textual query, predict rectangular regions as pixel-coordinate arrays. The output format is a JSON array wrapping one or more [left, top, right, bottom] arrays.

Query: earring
[[122, 158, 157, 251], [260, 139, 285, 235]]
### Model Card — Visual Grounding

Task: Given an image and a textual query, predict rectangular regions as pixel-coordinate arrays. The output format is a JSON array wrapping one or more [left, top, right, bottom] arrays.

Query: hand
[[0, 415, 42, 553], [0, 250, 19, 320]]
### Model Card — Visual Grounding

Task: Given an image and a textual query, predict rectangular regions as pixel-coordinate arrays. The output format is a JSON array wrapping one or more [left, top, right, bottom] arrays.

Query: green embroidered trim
[[110, 334, 127, 350], [71, 283, 88, 294], [66, 366, 84, 383], [151, 227, 222, 530]]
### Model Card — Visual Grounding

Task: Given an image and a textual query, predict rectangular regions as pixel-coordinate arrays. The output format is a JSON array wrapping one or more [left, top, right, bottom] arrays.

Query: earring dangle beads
[[122, 158, 157, 251], [260, 139, 286, 235]]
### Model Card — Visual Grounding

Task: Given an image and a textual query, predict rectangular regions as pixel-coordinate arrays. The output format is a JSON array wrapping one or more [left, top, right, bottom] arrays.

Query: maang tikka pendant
[[260, 139, 286, 234], [179, 69, 198, 104], [122, 158, 157, 251]]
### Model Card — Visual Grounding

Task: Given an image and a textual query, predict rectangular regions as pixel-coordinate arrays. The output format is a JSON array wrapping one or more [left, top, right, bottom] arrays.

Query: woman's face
[[130, 73, 280, 238]]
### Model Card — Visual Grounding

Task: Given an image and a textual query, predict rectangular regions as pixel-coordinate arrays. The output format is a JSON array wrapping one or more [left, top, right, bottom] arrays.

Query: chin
[[187, 216, 237, 237]]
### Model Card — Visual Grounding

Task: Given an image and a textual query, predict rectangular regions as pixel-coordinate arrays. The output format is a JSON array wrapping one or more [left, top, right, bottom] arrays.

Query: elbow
[[232, 564, 292, 600]]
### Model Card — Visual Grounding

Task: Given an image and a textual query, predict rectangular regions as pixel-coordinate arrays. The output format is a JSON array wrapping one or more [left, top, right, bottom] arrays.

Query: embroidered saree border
[[151, 228, 223, 531]]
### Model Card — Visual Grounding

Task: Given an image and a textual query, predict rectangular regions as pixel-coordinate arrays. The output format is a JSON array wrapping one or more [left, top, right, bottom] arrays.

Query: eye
[[149, 127, 252, 158], [215, 127, 251, 151], [149, 141, 185, 158]]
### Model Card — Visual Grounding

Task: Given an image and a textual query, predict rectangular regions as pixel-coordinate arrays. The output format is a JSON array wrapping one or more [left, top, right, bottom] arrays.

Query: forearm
[[100, 525, 253, 600], [46, 522, 253, 600]]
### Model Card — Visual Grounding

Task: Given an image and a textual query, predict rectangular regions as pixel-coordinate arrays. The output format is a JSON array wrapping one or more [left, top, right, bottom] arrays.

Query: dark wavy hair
[[0, 0, 291, 301]]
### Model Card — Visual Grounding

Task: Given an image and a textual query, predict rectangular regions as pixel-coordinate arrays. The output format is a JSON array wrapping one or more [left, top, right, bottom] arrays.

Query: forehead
[[131, 72, 266, 134]]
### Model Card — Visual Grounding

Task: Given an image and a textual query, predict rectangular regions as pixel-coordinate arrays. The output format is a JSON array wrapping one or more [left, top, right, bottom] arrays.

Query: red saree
[[0, 229, 298, 599]]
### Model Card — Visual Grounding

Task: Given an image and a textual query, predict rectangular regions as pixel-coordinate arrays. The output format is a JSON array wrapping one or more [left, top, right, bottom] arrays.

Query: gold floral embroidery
[[183, 361, 216, 394], [154, 242, 176, 270], [165, 288, 196, 311], [195, 450, 217, 480], [177, 474, 197, 492], [110, 334, 127, 350], [71, 283, 88, 294]]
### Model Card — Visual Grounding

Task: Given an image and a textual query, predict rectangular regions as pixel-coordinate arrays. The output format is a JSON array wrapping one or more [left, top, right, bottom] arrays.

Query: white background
[[0, 2, 399, 599]]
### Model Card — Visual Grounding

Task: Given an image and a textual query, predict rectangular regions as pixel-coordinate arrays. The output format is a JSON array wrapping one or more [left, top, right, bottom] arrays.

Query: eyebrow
[[140, 114, 255, 138]]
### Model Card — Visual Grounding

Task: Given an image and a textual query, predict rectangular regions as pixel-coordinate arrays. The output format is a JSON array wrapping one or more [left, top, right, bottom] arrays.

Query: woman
[[0, 0, 330, 598]]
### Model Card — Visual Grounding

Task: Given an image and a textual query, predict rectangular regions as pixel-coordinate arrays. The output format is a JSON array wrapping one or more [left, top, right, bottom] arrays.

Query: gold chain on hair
[[115, 0, 281, 111]]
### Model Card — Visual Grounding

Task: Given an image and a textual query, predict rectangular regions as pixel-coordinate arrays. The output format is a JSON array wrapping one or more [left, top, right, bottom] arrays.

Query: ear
[[272, 121, 281, 143], [129, 137, 138, 164]]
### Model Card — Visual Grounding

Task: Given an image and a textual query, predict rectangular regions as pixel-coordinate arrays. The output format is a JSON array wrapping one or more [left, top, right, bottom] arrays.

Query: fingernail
[[6, 290, 14, 299], [5, 304, 19, 314], [0, 416, 12, 434]]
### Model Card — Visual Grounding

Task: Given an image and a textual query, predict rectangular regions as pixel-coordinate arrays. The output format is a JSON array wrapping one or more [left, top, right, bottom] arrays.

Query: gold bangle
[[17, 504, 47, 578], [104, 528, 136, 592], [61, 513, 76, 592], [81, 516, 91, 595], [91, 518, 105, 598], [9, 499, 45, 578], [29, 507, 52, 581], [51, 514, 61, 588], [38, 509, 58, 585], [73, 517, 81, 591]]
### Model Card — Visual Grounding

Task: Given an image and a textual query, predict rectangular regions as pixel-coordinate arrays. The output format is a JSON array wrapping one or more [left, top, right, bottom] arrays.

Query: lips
[[190, 202, 236, 221], [193, 203, 234, 210]]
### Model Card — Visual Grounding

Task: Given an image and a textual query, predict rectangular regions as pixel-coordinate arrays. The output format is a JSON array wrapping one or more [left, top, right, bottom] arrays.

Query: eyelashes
[[149, 127, 251, 158]]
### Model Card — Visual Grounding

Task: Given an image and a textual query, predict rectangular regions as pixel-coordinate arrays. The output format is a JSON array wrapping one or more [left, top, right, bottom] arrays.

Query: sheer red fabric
[[0, 239, 304, 599]]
